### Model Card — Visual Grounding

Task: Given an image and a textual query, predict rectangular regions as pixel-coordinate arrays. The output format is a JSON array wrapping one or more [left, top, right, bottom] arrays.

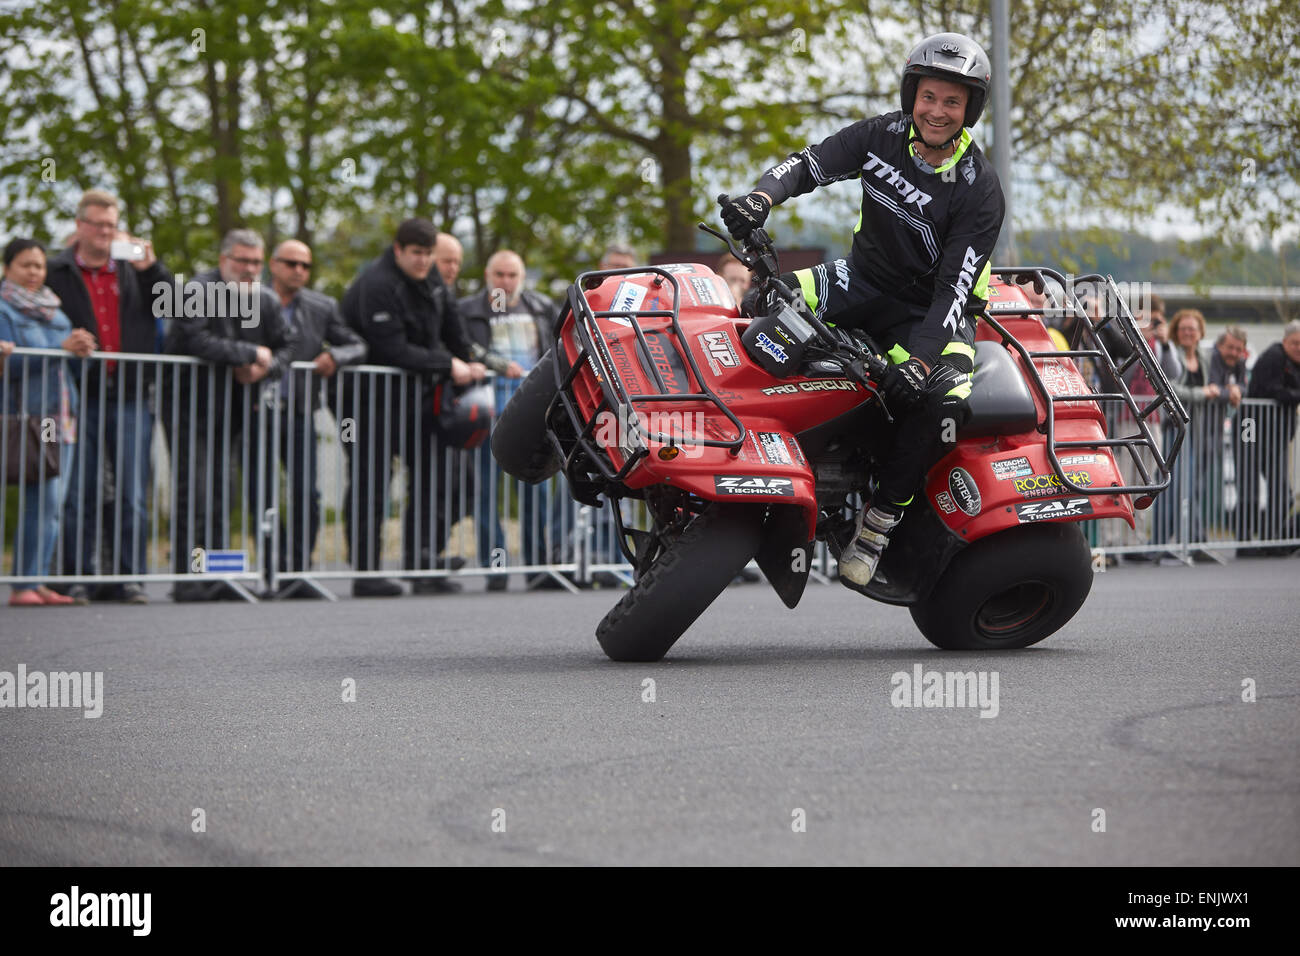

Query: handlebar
[[699, 195, 892, 396]]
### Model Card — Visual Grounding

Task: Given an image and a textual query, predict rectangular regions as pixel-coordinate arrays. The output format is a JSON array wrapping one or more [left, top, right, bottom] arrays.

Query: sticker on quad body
[[947, 467, 981, 516], [698, 330, 740, 375], [1013, 469, 1094, 498], [1015, 497, 1094, 523], [749, 431, 793, 466], [990, 456, 1032, 480], [636, 329, 692, 395], [714, 475, 796, 497]]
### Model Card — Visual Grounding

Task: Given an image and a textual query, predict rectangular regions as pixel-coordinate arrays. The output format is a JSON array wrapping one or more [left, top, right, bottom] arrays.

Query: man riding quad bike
[[490, 34, 1186, 661], [721, 31, 1002, 592]]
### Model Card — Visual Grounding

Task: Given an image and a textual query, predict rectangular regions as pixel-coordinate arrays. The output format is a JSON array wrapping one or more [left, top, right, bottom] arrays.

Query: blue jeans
[[475, 439, 551, 568], [61, 394, 153, 579], [11, 442, 75, 592]]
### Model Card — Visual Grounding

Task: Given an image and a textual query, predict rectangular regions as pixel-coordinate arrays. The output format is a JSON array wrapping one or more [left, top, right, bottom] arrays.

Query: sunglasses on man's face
[[275, 258, 312, 270]]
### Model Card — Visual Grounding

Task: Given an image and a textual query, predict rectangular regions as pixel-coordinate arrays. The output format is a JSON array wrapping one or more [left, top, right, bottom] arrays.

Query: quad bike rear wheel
[[597, 503, 764, 662], [910, 522, 1093, 650], [490, 349, 561, 483]]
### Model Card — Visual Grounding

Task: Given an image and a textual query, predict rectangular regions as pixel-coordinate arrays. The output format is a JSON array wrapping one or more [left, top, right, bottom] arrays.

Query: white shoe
[[839, 506, 901, 589]]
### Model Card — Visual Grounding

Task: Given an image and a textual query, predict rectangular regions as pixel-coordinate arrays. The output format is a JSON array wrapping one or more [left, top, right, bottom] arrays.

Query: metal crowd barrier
[[1086, 397, 1300, 560], [3, 349, 1297, 601]]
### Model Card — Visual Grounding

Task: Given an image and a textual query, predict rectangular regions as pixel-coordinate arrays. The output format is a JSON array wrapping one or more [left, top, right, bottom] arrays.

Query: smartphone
[[110, 239, 146, 262]]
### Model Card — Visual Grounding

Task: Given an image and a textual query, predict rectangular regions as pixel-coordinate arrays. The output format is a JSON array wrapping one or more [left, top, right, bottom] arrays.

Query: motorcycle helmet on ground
[[900, 32, 992, 131]]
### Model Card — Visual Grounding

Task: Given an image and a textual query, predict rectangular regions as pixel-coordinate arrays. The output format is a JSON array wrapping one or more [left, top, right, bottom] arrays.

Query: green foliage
[[0, 0, 1294, 294]]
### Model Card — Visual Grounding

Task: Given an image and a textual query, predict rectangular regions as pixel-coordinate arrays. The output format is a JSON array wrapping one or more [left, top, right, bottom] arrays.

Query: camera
[[110, 239, 146, 262]]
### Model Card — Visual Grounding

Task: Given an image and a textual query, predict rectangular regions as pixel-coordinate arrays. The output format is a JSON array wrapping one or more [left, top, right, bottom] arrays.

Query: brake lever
[[697, 221, 751, 266], [845, 355, 894, 424]]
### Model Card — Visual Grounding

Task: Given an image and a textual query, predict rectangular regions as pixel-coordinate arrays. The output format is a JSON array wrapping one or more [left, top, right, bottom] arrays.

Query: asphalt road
[[1, 558, 1297, 866]]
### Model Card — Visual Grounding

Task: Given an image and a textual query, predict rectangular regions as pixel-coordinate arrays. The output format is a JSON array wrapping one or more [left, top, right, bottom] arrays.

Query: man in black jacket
[[341, 218, 484, 597], [1240, 322, 1300, 548], [267, 239, 367, 593], [163, 229, 297, 601], [721, 32, 1004, 590], [458, 249, 557, 590], [45, 190, 173, 604]]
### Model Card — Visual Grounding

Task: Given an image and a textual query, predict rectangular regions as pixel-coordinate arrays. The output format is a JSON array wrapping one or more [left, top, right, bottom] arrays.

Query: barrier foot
[[272, 577, 338, 601], [222, 579, 261, 604], [528, 569, 582, 594]]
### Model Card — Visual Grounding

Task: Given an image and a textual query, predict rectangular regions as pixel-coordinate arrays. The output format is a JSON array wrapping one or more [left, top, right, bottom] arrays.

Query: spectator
[[340, 217, 484, 597], [1166, 309, 1220, 406], [45, 189, 172, 605], [163, 229, 296, 602], [1209, 326, 1250, 532], [1152, 309, 1220, 548], [716, 253, 751, 309], [1, 238, 95, 606], [1122, 293, 1181, 404], [266, 239, 366, 596], [1239, 321, 1300, 551], [459, 249, 556, 590], [600, 244, 636, 272], [1208, 326, 1248, 405], [434, 232, 464, 291]]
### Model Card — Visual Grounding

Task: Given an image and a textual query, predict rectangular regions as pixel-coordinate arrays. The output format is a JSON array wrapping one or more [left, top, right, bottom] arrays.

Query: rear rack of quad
[[982, 267, 1189, 504], [546, 266, 747, 503]]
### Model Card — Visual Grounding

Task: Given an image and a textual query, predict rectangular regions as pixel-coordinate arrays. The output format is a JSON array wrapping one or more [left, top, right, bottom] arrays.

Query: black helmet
[[900, 33, 991, 129]]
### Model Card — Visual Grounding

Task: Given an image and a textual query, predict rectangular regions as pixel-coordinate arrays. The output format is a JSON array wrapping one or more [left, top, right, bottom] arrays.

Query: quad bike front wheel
[[490, 349, 561, 483], [597, 503, 765, 662], [910, 522, 1093, 650]]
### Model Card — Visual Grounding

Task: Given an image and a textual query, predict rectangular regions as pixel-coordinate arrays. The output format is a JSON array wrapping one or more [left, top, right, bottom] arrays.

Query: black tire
[[910, 522, 1093, 650], [490, 349, 561, 483], [597, 504, 764, 662]]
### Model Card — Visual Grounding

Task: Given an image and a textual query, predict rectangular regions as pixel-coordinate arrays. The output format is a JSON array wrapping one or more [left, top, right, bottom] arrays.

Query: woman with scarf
[[0, 238, 97, 606]]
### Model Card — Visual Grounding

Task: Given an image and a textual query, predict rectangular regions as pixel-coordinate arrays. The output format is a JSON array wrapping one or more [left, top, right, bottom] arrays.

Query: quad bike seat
[[959, 340, 1040, 437]]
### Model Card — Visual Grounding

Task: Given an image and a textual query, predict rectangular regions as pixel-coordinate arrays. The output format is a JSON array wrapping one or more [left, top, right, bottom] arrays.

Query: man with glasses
[[266, 240, 366, 595], [45, 189, 173, 604], [164, 229, 296, 601]]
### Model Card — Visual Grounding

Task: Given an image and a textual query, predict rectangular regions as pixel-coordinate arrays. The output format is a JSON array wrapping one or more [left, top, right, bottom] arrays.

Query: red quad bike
[[492, 212, 1188, 662]]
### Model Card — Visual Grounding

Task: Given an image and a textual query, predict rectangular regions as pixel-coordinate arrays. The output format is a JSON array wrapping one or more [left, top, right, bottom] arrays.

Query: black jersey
[[755, 110, 1005, 367]]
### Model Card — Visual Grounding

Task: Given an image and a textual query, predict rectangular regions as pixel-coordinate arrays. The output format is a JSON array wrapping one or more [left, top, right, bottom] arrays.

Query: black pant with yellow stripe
[[785, 259, 974, 510]]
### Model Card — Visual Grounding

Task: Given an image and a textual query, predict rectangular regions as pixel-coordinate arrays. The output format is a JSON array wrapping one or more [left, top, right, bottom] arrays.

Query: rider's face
[[913, 77, 969, 147]]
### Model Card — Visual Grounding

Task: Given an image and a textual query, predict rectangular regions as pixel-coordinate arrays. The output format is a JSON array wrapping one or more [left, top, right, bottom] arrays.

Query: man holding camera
[[45, 189, 172, 604]]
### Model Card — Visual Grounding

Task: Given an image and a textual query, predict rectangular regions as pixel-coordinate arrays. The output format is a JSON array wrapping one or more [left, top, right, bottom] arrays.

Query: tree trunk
[[656, 16, 695, 250]]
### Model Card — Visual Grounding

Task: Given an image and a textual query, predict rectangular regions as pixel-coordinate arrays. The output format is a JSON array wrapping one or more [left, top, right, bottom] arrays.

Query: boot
[[838, 505, 902, 591]]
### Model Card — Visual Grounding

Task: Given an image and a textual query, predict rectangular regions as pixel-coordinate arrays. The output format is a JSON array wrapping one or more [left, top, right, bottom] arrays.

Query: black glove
[[923, 362, 973, 429], [879, 357, 928, 409], [721, 193, 771, 241]]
